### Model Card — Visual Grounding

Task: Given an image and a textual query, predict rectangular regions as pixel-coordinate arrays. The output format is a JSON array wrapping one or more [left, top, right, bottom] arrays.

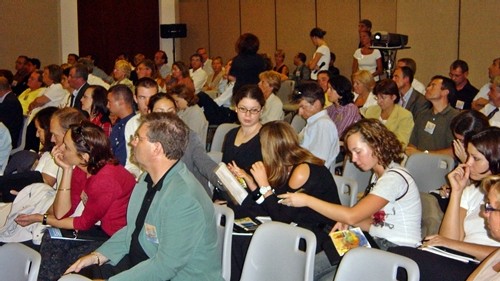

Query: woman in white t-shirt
[[308, 27, 331, 80], [280, 118, 422, 249], [352, 31, 383, 81]]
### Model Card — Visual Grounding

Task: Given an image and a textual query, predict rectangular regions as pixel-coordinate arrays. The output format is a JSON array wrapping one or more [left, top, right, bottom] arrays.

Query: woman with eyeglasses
[[467, 176, 500, 280], [363, 79, 414, 148], [390, 127, 500, 281], [15, 121, 136, 281]]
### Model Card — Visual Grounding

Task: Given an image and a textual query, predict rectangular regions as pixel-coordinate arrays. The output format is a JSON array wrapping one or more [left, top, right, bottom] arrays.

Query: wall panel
[[361, 0, 397, 33], [240, 0, 276, 60], [208, 0, 240, 63], [179, 0, 209, 63], [460, 0, 500, 87], [397, 0, 459, 85], [317, 0, 359, 77], [0, 0, 61, 70], [275, 0, 316, 70]]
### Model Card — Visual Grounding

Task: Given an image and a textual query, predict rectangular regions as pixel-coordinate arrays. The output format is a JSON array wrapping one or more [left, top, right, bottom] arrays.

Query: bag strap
[[387, 168, 412, 201]]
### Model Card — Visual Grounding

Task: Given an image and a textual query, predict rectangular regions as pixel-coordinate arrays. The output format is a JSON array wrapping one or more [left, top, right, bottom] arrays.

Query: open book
[[419, 245, 480, 264], [329, 227, 371, 256], [214, 163, 248, 205]]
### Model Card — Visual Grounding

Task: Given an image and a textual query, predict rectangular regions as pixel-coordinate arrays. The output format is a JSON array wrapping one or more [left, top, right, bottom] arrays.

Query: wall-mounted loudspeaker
[[160, 24, 187, 38]]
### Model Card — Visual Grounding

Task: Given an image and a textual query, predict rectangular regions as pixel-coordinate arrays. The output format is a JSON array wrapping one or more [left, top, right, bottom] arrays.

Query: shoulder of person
[[288, 163, 310, 190]]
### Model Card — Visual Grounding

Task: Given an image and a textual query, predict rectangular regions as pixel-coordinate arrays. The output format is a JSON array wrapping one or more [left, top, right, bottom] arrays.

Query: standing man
[[154, 50, 170, 79], [406, 76, 459, 157], [68, 63, 89, 110], [0, 77, 23, 148], [197, 47, 214, 76], [189, 54, 208, 94], [107, 84, 136, 167], [295, 81, 339, 169], [392, 66, 429, 120], [449, 59, 478, 110], [65, 112, 223, 281]]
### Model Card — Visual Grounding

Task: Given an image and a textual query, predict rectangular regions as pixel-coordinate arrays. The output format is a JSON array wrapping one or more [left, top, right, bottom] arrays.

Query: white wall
[[59, 1, 79, 63]]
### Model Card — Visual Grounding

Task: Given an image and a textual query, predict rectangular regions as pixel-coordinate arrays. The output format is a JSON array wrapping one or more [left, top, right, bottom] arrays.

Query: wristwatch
[[259, 186, 272, 195]]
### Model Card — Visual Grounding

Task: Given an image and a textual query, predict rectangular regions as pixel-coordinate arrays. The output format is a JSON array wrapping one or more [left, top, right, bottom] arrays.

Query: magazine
[[419, 245, 480, 264], [329, 227, 371, 256], [214, 163, 248, 205]]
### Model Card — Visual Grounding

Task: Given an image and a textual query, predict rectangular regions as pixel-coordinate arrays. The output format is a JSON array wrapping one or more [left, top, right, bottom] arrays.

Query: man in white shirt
[[472, 57, 500, 110], [397, 58, 426, 95], [480, 75, 500, 128], [197, 47, 214, 76], [154, 50, 170, 79], [189, 54, 208, 94], [295, 81, 339, 169], [28, 64, 67, 114]]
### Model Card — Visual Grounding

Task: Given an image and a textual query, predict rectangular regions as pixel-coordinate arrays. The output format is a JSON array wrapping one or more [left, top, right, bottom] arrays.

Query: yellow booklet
[[329, 227, 371, 256]]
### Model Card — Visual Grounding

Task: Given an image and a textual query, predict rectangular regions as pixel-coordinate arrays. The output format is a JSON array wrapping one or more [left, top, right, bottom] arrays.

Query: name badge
[[144, 223, 159, 244], [455, 100, 465, 110], [424, 121, 436, 135]]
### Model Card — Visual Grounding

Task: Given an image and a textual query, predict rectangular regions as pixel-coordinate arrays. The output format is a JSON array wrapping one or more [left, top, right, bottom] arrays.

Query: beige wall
[[178, 0, 500, 89], [0, 0, 61, 72]]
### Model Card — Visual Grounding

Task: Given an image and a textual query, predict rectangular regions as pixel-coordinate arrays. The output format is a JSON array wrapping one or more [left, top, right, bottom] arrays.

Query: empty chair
[[0, 242, 41, 281], [341, 159, 373, 194], [333, 175, 358, 207], [290, 114, 306, 133], [58, 274, 92, 280], [207, 123, 239, 163], [276, 79, 295, 104], [213, 204, 235, 281], [404, 153, 455, 193], [10, 116, 29, 155], [240, 221, 316, 281], [334, 247, 419, 281]]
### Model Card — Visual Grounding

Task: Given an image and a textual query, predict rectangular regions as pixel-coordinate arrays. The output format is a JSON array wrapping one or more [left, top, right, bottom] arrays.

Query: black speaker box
[[160, 24, 187, 38]]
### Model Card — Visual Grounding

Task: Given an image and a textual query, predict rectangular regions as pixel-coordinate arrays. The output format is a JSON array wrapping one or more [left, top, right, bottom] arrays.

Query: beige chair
[[207, 123, 239, 163], [0, 242, 41, 281], [404, 153, 455, 193], [213, 204, 234, 281], [58, 274, 92, 280], [240, 222, 316, 281], [333, 175, 358, 207]]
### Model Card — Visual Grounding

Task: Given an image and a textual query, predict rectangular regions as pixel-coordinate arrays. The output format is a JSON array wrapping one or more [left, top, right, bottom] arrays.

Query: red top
[[90, 113, 112, 137], [67, 164, 136, 236]]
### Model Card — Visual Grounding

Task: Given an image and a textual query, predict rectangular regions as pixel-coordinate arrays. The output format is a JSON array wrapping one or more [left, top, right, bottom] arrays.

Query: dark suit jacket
[[71, 82, 89, 110], [405, 89, 430, 121], [0, 91, 23, 148]]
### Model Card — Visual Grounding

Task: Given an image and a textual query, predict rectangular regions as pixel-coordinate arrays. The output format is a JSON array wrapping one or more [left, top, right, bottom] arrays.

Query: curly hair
[[69, 121, 117, 175], [260, 121, 324, 187], [343, 118, 404, 168]]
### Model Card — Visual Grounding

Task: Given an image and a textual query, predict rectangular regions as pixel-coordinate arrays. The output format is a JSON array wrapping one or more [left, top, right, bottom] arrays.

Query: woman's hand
[[447, 164, 470, 194], [278, 192, 310, 208], [51, 145, 71, 170], [438, 184, 451, 199], [453, 139, 468, 164], [249, 161, 270, 188], [15, 213, 42, 227], [422, 234, 452, 248], [331, 222, 349, 232], [65, 253, 100, 274], [227, 161, 256, 190]]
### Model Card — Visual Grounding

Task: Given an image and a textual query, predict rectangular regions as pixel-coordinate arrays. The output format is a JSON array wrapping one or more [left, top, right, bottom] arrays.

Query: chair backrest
[[404, 153, 455, 193], [342, 159, 373, 194], [290, 114, 306, 133], [213, 204, 235, 281], [10, 116, 29, 155], [4, 150, 38, 175], [240, 222, 317, 281], [276, 80, 295, 104], [209, 123, 239, 153], [58, 273, 92, 280], [0, 242, 41, 281], [334, 247, 420, 281], [334, 175, 358, 207]]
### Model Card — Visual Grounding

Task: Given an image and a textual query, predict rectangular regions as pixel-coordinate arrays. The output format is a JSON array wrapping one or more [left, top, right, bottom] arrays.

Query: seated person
[[280, 119, 422, 280], [65, 113, 223, 281], [81, 85, 112, 137], [15, 121, 136, 281], [0, 122, 11, 175], [325, 75, 361, 137], [228, 121, 340, 281], [258, 70, 284, 123], [363, 79, 414, 148], [351, 70, 377, 114], [390, 127, 500, 281]]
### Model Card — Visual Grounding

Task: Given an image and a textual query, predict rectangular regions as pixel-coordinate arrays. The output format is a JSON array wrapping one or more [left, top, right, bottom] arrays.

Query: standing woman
[[352, 31, 383, 81], [230, 33, 267, 94], [363, 79, 414, 148], [80, 85, 112, 137], [280, 118, 422, 251], [308, 27, 331, 80], [15, 121, 136, 281]]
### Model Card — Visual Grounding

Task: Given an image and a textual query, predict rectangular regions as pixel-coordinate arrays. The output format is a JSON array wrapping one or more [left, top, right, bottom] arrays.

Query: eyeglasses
[[237, 107, 262, 115], [483, 202, 500, 213]]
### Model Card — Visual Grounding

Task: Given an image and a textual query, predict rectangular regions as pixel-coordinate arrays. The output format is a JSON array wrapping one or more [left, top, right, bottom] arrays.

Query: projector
[[372, 31, 408, 48]]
